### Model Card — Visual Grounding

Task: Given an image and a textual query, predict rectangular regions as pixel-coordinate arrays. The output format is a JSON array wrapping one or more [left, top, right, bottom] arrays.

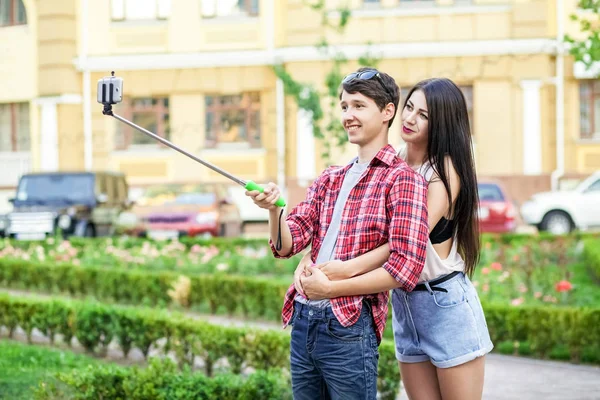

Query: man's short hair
[[340, 67, 400, 127]]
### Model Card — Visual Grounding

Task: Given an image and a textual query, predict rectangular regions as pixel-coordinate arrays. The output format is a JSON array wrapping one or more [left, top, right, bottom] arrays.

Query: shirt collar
[[347, 144, 398, 168]]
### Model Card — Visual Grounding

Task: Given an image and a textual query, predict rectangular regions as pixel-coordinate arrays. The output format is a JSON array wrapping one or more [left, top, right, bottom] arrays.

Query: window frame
[[0, 0, 27, 27], [114, 97, 170, 150], [0, 102, 30, 153], [204, 92, 261, 149], [200, 0, 259, 19], [110, 0, 171, 22], [579, 80, 600, 140]]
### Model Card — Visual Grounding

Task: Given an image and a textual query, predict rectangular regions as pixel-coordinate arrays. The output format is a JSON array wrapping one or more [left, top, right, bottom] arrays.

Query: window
[[586, 179, 600, 193], [111, 0, 170, 21], [0, 103, 30, 152], [0, 0, 27, 27], [579, 81, 600, 140], [400, 85, 474, 134], [205, 93, 261, 148], [201, 0, 258, 18], [115, 97, 170, 150]]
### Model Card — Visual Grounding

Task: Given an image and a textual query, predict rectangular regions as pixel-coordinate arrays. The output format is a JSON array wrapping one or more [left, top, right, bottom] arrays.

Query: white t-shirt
[[398, 147, 465, 282]]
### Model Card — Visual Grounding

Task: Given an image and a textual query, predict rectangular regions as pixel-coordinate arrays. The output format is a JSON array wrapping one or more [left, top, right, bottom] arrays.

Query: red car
[[477, 180, 517, 233], [129, 184, 242, 240]]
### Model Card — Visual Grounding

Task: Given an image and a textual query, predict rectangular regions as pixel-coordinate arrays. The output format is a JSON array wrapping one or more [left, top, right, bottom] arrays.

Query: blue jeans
[[289, 301, 379, 400]]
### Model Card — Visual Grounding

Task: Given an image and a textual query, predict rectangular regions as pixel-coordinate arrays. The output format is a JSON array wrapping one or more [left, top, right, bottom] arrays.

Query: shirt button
[[309, 310, 313, 316]]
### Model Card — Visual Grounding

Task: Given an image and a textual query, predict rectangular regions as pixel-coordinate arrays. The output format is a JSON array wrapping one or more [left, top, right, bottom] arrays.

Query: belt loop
[[424, 281, 434, 295]]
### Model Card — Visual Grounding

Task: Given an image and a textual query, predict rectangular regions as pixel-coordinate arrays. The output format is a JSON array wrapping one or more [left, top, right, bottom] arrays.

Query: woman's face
[[400, 89, 429, 146]]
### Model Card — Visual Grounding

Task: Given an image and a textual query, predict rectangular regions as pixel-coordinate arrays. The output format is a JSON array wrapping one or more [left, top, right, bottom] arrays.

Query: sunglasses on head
[[342, 70, 394, 104]]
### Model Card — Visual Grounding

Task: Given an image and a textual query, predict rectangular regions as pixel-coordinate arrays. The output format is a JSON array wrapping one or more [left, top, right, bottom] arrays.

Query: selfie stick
[[97, 72, 286, 208]]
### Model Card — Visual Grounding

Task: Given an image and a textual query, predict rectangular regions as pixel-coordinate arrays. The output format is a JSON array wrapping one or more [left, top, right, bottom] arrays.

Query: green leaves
[[565, 1, 600, 71]]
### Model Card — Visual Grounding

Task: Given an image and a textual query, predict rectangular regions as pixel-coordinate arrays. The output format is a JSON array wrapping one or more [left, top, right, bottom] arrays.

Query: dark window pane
[[16, 0, 26, 24], [0, 0, 11, 25], [16, 102, 29, 151]]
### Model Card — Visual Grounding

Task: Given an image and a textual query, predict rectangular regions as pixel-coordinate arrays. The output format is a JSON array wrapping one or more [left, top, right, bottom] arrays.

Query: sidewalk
[[398, 354, 600, 400], [2, 289, 600, 399]]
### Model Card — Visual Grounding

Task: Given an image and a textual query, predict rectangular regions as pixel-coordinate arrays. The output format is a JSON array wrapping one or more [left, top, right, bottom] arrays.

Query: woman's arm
[[317, 244, 391, 281], [426, 156, 461, 229]]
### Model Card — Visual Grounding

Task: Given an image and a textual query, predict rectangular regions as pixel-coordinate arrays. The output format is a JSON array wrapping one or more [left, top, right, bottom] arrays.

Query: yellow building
[[1, 0, 599, 210]]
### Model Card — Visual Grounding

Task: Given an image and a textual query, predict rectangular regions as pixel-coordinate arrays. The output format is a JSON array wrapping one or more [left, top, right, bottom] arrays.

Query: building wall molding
[[75, 39, 558, 72]]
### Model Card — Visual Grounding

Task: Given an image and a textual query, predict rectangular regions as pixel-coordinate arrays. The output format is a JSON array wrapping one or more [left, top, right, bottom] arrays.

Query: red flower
[[491, 262, 502, 271], [555, 280, 573, 293]]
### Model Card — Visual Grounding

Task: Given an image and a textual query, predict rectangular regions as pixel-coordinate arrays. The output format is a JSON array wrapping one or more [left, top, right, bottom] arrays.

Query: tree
[[564, 0, 600, 70], [274, 1, 380, 162]]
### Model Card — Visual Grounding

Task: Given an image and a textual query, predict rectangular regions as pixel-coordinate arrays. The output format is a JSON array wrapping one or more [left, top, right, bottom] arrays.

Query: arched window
[[0, 0, 27, 27]]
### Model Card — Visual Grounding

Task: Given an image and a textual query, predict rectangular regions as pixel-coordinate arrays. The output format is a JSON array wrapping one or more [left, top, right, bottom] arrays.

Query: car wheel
[[539, 211, 573, 235]]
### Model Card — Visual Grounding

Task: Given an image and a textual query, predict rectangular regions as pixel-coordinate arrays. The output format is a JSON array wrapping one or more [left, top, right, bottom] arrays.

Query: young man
[[245, 67, 429, 400]]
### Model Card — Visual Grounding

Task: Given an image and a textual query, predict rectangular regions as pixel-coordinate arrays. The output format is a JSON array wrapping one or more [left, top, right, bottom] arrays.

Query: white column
[[520, 80, 543, 175], [40, 102, 59, 171], [276, 78, 286, 196], [34, 94, 82, 172], [81, 0, 93, 171], [296, 108, 316, 186]]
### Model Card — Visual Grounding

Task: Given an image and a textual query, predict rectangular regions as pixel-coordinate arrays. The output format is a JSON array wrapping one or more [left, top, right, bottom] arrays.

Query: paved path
[[3, 289, 600, 399], [398, 354, 600, 400]]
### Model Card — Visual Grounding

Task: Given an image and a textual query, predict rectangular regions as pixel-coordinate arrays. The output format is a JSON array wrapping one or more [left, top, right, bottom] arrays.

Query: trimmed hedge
[[2, 257, 600, 364], [583, 238, 600, 281], [0, 294, 401, 400], [35, 358, 291, 400], [0, 258, 287, 320], [484, 303, 600, 363]]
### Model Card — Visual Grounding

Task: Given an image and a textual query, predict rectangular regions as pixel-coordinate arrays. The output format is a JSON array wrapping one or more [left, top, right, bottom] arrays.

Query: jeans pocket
[[326, 318, 364, 342], [431, 280, 467, 308]]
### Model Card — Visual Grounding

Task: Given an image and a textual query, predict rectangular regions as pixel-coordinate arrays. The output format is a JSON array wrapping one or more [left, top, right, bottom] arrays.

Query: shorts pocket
[[326, 318, 364, 342], [431, 280, 467, 308]]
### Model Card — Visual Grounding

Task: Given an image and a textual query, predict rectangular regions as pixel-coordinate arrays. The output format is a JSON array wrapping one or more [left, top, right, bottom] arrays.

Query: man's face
[[340, 90, 387, 146]]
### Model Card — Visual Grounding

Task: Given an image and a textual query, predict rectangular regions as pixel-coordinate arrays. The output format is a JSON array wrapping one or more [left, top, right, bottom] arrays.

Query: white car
[[520, 171, 600, 234]]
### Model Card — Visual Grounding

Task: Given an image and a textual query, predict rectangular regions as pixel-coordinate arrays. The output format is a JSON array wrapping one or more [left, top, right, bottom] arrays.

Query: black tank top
[[430, 217, 454, 244]]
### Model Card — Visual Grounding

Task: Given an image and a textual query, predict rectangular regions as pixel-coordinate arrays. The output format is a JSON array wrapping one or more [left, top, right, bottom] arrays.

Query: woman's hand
[[316, 259, 349, 281]]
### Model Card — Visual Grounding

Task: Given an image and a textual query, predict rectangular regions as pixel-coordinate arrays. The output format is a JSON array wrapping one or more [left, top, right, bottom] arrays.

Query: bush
[[35, 358, 292, 400], [583, 238, 600, 280], [0, 294, 401, 400]]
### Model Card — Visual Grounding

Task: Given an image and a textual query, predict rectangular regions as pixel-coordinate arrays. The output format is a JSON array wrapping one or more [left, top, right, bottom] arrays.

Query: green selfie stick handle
[[245, 181, 287, 208]]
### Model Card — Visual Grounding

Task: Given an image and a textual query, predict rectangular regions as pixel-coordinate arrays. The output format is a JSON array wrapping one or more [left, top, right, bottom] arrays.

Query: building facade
[[1, 0, 599, 210]]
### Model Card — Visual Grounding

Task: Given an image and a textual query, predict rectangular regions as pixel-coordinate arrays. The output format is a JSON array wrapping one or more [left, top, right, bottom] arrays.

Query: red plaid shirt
[[270, 145, 429, 343]]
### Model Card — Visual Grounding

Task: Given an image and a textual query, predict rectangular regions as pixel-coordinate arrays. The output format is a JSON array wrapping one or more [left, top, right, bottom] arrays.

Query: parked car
[[126, 183, 242, 240], [4, 171, 131, 240], [520, 171, 600, 235], [227, 185, 269, 227], [477, 180, 517, 233], [0, 214, 6, 238]]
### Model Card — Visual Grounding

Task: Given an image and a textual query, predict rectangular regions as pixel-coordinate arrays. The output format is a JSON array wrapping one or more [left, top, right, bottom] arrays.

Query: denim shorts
[[391, 272, 493, 368]]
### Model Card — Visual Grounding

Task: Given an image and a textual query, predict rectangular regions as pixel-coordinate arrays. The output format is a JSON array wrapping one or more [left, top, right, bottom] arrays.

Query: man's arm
[[303, 170, 428, 298], [246, 171, 329, 258]]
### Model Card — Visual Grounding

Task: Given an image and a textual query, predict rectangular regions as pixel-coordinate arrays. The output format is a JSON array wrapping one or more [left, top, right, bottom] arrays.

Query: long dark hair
[[403, 78, 480, 276]]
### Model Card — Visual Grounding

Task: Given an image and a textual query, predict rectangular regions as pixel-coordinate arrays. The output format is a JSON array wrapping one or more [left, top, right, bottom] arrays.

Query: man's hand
[[245, 182, 281, 210], [301, 266, 333, 300], [315, 259, 349, 281]]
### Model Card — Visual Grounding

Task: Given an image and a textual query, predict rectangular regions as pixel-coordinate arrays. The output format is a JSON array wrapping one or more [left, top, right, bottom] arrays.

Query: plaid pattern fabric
[[270, 145, 429, 343]]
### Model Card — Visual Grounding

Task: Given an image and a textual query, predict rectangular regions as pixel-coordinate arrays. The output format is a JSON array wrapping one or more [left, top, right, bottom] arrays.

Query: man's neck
[[358, 135, 388, 164], [405, 142, 427, 168]]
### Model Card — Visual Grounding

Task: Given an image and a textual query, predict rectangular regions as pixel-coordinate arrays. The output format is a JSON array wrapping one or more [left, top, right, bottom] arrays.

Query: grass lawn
[[0, 340, 104, 400]]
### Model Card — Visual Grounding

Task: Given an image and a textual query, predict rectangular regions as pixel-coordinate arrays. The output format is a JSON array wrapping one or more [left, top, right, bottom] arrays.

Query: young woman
[[298, 78, 493, 400]]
